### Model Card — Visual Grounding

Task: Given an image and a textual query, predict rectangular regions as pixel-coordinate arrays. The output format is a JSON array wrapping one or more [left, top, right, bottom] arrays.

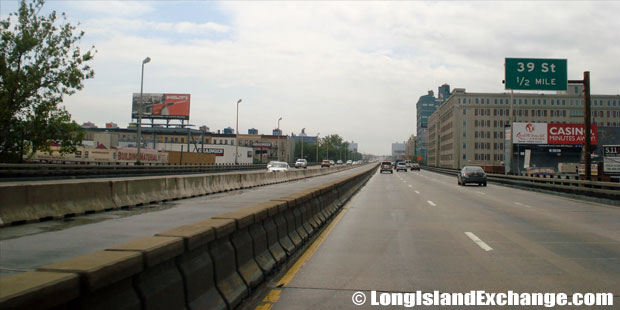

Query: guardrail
[[422, 165, 620, 201], [0, 163, 268, 181]]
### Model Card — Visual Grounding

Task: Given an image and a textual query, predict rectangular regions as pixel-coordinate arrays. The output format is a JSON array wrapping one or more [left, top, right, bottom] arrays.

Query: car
[[458, 166, 487, 186], [346, 160, 353, 165], [411, 163, 421, 171], [295, 158, 308, 169], [405, 160, 412, 169], [337, 160, 343, 165], [329, 160, 335, 166], [321, 159, 330, 168], [267, 161, 289, 172], [380, 161, 393, 173], [396, 162, 408, 172]]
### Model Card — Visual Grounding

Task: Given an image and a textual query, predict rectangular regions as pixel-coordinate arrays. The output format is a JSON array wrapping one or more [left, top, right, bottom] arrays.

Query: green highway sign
[[505, 58, 567, 91]]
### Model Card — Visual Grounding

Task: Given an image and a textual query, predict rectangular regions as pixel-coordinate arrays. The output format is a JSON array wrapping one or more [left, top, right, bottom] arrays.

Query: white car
[[346, 160, 353, 165], [295, 158, 308, 169], [337, 160, 343, 165], [267, 161, 289, 172]]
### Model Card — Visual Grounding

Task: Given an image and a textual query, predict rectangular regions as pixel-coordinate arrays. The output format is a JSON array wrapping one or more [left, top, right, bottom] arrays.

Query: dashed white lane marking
[[415, 190, 420, 194], [514, 202, 533, 208], [475, 191, 486, 195], [408, 185, 412, 188], [427, 200, 436, 206], [465, 232, 493, 252]]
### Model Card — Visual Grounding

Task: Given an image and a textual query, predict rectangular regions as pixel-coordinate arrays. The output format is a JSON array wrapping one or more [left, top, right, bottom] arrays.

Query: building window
[[463, 120, 467, 127], [463, 154, 467, 160], [463, 131, 466, 137], [463, 143, 466, 149], [463, 109, 466, 115]]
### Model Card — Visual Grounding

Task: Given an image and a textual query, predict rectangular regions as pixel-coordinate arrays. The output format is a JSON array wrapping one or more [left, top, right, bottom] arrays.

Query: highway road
[[0, 164, 367, 278], [247, 169, 620, 309]]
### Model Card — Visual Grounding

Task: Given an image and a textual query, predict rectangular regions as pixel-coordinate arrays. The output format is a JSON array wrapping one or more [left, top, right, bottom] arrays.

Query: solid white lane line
[[465, 232, 493, 252], [415, 190, 420, 194], [514, 202, 533, 208], [427, 200, 436, 206]]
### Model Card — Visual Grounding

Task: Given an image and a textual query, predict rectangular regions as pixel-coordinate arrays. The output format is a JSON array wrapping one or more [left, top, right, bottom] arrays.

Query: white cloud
[[55, 1, 620, 155]]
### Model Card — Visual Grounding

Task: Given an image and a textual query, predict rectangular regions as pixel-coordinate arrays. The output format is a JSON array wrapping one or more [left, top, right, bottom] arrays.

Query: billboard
[[603, 145, 620, 174], [132, 93, 190, 120], [513, 123, 597, 145], [513, 123, 547, 144]]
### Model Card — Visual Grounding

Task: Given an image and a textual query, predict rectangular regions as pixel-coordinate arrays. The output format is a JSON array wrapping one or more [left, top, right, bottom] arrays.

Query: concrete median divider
[[156, 222, 227, 310], [0, 179, 116, 225], [0, 163, 379, 310], [213, 210, 264, 290], [1, 164, 361, 227]]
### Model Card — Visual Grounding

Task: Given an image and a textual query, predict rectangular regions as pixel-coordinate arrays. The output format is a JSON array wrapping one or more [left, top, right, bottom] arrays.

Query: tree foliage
[[294, 134, 361, 162], [0, 0, 95, 162]]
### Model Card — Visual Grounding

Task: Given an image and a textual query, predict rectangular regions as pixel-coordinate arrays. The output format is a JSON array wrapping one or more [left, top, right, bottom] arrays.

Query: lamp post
[[235, 99, 242, 165], [136, 56, 151, 165], [316, 133, 320, 163], [276, 117, 282, 161], [300, 128, 305, 160]]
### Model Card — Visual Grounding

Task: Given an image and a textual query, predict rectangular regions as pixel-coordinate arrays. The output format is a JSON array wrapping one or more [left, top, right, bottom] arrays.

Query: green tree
[[0, 0, 95, 162]]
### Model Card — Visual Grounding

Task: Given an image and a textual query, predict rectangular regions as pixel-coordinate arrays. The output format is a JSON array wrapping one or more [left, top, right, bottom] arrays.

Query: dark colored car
[[380, 161, 393, 173], [458, 166, 487, 186], [411, 163, 421, 171]]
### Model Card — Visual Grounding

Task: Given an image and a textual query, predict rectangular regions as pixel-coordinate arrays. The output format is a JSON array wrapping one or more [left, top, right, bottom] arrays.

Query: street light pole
[[316, 133, 320, 163], [301, 128, 305, 160], [136, 56, 151, 165], [276, 117, 282, 161], [235, 99, 242, 165]]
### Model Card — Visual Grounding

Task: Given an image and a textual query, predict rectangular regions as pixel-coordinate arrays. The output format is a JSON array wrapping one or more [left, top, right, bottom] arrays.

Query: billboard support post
[[568, 71, 591, 179], [509, 89, 514, 174], [137, 56, 151, 165]]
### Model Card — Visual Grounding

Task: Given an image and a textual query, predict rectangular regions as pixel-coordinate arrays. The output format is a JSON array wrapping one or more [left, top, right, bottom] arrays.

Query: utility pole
[[569, 72, 592, 179]]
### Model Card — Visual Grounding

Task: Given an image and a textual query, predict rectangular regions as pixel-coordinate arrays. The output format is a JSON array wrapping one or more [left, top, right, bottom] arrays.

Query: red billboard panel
[[547, 123, 597, 145], [132, 93, 190, 120]]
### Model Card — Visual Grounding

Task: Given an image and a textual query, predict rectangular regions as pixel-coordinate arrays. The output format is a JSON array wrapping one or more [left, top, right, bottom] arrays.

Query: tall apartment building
[[416, 84, 450, 163], [427, 87, 620, 169]]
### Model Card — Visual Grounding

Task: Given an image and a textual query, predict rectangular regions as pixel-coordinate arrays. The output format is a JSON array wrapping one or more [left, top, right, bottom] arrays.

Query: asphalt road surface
[[0, 164, 370, 278], [249, 169, 620, 310]]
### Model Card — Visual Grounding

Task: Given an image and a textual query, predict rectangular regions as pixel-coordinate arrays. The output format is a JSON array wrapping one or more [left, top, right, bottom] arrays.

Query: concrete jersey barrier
[[0, 165, 355, 227]]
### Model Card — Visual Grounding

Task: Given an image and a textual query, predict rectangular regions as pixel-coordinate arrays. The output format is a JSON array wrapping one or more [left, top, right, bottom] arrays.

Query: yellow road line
[[276, 195, 357, 287], [255, 304, 272, 310], [262, 289, 281, 303]]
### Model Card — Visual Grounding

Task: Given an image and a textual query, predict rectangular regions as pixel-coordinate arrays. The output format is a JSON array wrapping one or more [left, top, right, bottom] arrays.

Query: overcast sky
[[2, 1, 620, 155]]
